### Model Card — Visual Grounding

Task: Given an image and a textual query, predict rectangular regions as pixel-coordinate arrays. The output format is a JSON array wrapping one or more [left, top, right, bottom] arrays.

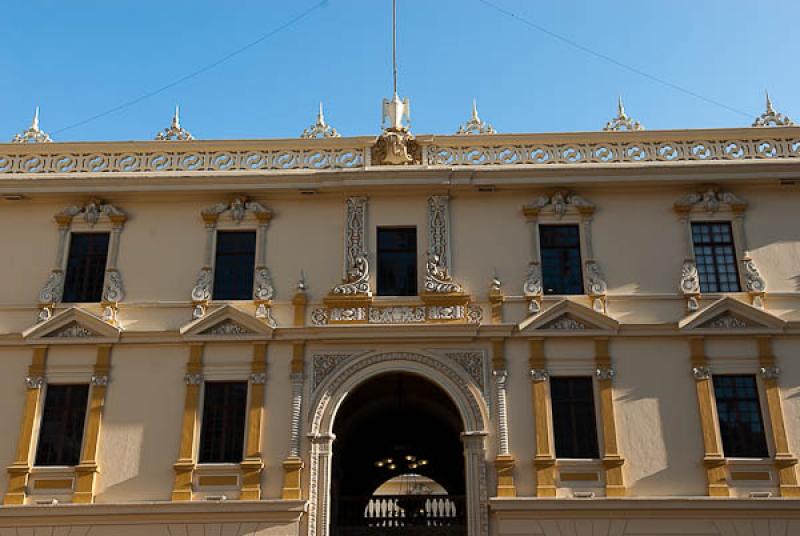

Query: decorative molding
[[249, 372, 267, 385], [541, 315, 588, 330], [90, 375, 109, 386], [332, 197, 370, 296], [56, 199, 127, 227], [456, 100, 495, 135], [603, 97, 644, 132], [698, 313, 754, 329], [45, 321, 98, 338], [442, 351, 487, 392], [368, 306, 425, 323], [38, 271, 64, 305], [674, 187, 746, 214], [184, 373, 204, 385], [198, 319, 253, 336], [12, 107, 52, 144], [312, 353, 354, 391], [191, 268, 213, 303], [584, 260, 608, 312], [525, 190, 594, 219], [493, 369, 511, 456], [253, 267, 275, 301], [425, 195, 463, 293], [155, 106, 194, 141], [523, 262, 543, 300], [201, 197, 270, 224], [692, 366, 711, 380], [759, 366, 780, 380], [301, 103, 340, 139], [530, 368, 549, 382], [595, 367, 616, 381], [679, 296, 785, 332], [519, 299, 619, 333], [680, 260, 701, 310], [752, 91, 794, 128], [102, 269, 125, 303], [311, 302, 481, 326], [742, 258, 767, 294], [25, 376, 45, 389]]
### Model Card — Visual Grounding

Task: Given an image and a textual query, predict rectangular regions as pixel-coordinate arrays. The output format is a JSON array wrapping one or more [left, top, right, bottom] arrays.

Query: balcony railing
[[335, 494, 466, 536]]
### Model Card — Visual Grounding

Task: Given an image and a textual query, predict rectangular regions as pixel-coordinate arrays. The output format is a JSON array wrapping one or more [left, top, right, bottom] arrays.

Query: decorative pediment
[[679, 296, 785, 333], [518, 299, 619, 334], [22, 306, 121, 344], [180, 304, 273, 341]]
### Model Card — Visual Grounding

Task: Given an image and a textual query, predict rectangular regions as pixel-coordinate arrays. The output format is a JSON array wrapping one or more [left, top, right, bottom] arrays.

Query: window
[[198, 381, 248, 464], [550, 377, 599, 459], [62, 233, 110, 303], [212, 231, 256, 300], [539, 225, 584, 295], [713, 375, 768, 458], [691, 222, 740, 293], [377, 227, 418, 296], [35, 384, 90, 466]]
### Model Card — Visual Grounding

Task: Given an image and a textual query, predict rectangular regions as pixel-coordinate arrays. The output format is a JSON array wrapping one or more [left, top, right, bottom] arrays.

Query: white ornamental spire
[[12, 107, 53, 143], [752, 90, 794, 127], [456, 99, 495, 135], [603, 96, 643, 131], [381, 0, 410, 131], [155, 105, 194, 141], [301, 102, 340, 138]]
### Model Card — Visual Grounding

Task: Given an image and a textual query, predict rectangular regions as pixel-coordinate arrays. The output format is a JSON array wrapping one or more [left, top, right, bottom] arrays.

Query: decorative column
[[309, 434, 335, 536], [74, 345, 111, 503], [491, 339, 515, 497], [172, 344, 204, 501], [689, 337, 728, 497], [461, 431, 489, 536], [101, 213, 128, 325], [253, 211, 276, 324], [757, 337, 799, 496], [528, 338, 555, 497], [522, 207, 543, 314], [3, 347, 47, 505], [282, 342, 305, 500], [594, 338, 625, 497], [240, 342, 267, 500]]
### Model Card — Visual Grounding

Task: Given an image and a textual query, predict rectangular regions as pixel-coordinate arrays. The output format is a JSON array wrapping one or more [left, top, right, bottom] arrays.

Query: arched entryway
[[306, 351, 489, 536], [331, 373, 465, 536]]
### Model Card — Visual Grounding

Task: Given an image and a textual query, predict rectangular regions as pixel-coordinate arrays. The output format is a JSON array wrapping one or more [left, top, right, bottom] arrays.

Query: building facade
[[1, 100, 800, 535]]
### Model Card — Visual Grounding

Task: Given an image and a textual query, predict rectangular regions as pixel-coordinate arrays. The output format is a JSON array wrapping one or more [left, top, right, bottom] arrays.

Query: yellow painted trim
[[730, 471, 772, 481], [172, 344, 203, 502], [595, 337, 626, 497], [291, 342, 305, 375], [281, 457, 304, 500], [757, 336, 800, 497], [3, 346, 47, 505], [32, 478, 74, 490], [292, 291, 308, 327], [240, 342, 267, 500], [199, 474, 239, 487], [560, 472, 598, 482], [494, 454, 516, 497], [529, 338, 556, 497]]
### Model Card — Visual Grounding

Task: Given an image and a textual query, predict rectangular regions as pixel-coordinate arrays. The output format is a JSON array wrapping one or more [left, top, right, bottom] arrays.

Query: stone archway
[[307, 351, 490, 536]]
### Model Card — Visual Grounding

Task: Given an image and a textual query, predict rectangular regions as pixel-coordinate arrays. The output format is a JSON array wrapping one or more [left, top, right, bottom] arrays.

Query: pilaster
[[528, 338, 555, 497], [172, 343, 204, 501], [282, 342, 305, 500], [594, 338, 625, 497], [491, 338, 515, 497], [240, 342, 267, 500]]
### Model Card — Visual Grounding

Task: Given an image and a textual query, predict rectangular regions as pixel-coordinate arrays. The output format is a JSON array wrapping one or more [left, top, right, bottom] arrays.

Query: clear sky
[[2, 1, 798, 141]]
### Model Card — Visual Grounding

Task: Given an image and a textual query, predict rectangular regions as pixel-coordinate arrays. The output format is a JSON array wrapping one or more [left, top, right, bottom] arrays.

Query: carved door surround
[[306, 350, 490, 536], [673, 187, 766, 312], [522, 191, 608, 315], [190, 197, 275, 324], [37, 199, 128, 325]]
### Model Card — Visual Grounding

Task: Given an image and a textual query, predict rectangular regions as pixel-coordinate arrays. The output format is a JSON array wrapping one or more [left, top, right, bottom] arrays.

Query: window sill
[[27, 466, 76, 497], [193, 463, 243, 498], [554, 459, 604, 491]]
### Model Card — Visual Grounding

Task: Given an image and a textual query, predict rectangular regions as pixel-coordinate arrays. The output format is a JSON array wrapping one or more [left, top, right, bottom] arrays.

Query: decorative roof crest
[[603, 96, 643, 131], [301, 102, 340, 139], [456, 99, 495, 135], [752, 90, 794, 127], [12, 107, 53, 144], [155, 106, 194, 141]]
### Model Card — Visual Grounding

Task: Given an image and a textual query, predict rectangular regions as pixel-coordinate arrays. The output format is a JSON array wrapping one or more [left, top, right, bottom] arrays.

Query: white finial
[[604, 95, 643, 131], [381, 0, 411, 131], [297, 270, 307, 291], [12, 106, 52, 143], [301, 102, 340, 138], [156, 105, 194, 141], [456, 99, 495, 135], [753, 90, 794, 127]]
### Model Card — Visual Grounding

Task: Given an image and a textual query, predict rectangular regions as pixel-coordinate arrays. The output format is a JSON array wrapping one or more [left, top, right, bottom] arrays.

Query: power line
[[53, 1, 327, 135], [477, 0, 754, 119]]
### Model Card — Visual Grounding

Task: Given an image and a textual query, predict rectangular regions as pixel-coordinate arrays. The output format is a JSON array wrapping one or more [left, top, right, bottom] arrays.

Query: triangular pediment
[[22, 306, 121, 344], [180, 304, 273, 341], [518, 299, 619, 334], [679, 296, 785, 333]]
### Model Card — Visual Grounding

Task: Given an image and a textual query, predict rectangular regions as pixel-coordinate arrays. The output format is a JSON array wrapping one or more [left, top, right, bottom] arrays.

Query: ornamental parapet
[[2, 127, 799, 177]]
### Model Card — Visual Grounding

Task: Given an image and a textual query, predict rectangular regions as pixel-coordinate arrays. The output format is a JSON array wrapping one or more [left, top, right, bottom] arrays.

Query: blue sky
[[2, 1, 798, 141]]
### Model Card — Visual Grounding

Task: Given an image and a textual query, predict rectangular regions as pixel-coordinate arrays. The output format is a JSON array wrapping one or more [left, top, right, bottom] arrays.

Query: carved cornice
[[201, 197, 270, 224], [524, 190, 594, 220], [673, 187, 746, 214], [55, 199, 127, 227]]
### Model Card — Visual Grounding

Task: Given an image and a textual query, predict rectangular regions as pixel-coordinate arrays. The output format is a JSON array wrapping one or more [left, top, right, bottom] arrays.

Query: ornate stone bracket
[[424, 195, 464, 294], [331, 197, 371, 296]]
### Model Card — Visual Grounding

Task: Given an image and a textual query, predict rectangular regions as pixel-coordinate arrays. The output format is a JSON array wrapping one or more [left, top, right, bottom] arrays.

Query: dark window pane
[[691, 222, 740, 293], [35, 384, 89, 466], [62, 233, 109, 303], [713, 375, 768, 458], [550, 377, 599, 459], [198, 381, 248, 463], [213, 231, 256, 300], [377, 227, 417, 296], [539, 225, 584, 295]]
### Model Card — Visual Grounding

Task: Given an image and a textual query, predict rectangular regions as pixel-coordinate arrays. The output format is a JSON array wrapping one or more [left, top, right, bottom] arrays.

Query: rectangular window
[[212, 231, 256, 300], [198, 381, 248, 464], [62, 233, 110, 303], [539, 225, 584, 295], [377, 227, 417, 296], [713, 375, 768, 458], [550, 377, 599, 459], [35, 384, 90, 466], [691, 222, 740, 293]]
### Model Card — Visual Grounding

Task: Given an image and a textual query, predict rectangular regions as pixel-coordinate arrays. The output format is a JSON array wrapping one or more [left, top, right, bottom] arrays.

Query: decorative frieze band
[[311, 303, 483, 326]]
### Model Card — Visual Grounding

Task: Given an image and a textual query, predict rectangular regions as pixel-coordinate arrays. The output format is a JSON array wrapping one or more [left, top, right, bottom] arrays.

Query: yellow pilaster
[[690, 336, 728, 497], [3, 347, 48, 505], [491, 338, 515, 497], [292, 290, 308, 327], [240, 342, 267, 500], [529, 338, 555, 497], [282, 342, 305, 500], [488, 286, 504, 324], [172, 343, 204, 501], [594, 338, 625, 497], [74, 345, 112, 504], [757, 337, 799, 497]]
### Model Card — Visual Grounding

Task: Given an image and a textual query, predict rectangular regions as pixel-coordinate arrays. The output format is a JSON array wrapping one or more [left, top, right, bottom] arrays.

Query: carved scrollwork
[[680, 260, 701, 295], [692, 366, 711, 380], [202, 197, 269, 223], [541, 315, 587, 330], [584, 261, 607, 296], [58, 199, 126, 227], [253, 266, 275, 301], [191, 268, 213, 302], [26, 376, 46, 389], [311, 308, 330, 326], [674, 188, 746, 214], [38, 270, 64, 304], [698, 313, 753, 329], [530, 368, 549, 382], [742, 258, 766, 294], [46, 321, 97, 338], [752, 92, 794, 127], [759, 366, 780, 380], [371, 129, 421, 166], [595, 367, 616, 381], [184, 373, 204, 385], [523, 262, 543, 298], [249, 372, 267, 384], [527, 190, 594, 219], [424, 254, 463, 293], [103, 269, 125, 303], [333, 197, 371, 296], [333, 256, 370, 295], [91, 375, 109, 386]]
